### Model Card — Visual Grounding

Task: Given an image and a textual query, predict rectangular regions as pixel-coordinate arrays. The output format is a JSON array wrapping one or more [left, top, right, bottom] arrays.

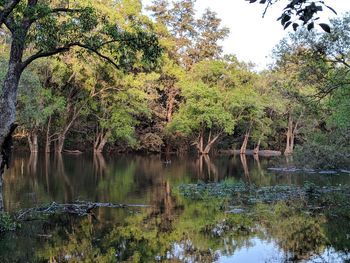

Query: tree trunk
[[0, 64, 22, 176], [195, 130, 221, 155], [45, 116, 51, 153], [290, 131, 295, 152], [0, 34, 26, 211], [284, 113, 293, 155], [203, 132, 221, 154], [55, 135, 65, 153], [240, 131, 250, 154], [27, 132, 38, 152], [253, 139, 261, 155], [55, 118, 77, 153], [94, 132, 109, 153]]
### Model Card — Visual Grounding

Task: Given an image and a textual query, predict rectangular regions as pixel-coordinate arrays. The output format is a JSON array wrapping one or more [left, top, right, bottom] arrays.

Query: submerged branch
[[16, 201, 152, 220]]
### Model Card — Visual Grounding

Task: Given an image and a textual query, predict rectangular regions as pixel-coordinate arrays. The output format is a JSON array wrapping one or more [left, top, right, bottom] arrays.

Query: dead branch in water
[[16, 201, 152, 220]]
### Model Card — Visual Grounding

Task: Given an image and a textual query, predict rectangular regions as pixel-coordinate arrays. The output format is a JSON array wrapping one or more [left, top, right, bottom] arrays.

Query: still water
[[2, 153, 350, 262]]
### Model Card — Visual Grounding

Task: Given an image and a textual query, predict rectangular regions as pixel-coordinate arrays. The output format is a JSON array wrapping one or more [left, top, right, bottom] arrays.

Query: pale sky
[[143, 0, 350, 71]]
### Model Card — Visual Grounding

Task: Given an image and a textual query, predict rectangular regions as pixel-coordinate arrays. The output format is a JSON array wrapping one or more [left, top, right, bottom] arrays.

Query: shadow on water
[[1, 153, 350, 262]]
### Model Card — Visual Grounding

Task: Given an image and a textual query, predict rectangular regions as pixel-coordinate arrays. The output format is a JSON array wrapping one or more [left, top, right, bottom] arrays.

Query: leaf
[[292, 23, 299, 31], [319, 23, 331, 33], [307, 22, 314, 31], [284, 21, 292, 29], [281, 14, 291, 25], [259, 0, 267, 3]]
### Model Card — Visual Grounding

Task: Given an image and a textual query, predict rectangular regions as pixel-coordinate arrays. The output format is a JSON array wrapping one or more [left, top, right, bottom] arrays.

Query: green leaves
[[169, 59, 257, 138], [319, 23, 331, 33]]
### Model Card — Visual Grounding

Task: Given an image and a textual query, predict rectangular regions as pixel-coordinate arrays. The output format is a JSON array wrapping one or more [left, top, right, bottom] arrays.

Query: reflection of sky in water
[[218, 238, 350, 263], [168, 237, 350, 263], [218, 238, 283, 263]]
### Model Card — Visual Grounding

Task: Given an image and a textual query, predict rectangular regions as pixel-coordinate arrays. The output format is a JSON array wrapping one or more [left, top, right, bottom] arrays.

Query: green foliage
[[169, 59, 257, 138], [0, 213, 18, 232], [17, 67, 65, 131]]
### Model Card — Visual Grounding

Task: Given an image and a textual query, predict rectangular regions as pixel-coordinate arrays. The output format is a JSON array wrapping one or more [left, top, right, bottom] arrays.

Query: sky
[[143, 0, 350, 71]]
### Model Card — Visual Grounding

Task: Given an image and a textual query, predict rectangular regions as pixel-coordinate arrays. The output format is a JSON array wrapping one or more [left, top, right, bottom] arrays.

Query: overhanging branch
[[21, 42, 120, 70]]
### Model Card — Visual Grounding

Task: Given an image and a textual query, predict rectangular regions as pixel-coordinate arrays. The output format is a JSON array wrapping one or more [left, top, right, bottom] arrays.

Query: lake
[[1, 153, 350, 262]]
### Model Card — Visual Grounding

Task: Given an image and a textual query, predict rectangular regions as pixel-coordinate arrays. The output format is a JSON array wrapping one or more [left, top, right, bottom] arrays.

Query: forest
[[1, 0, 349, 168], [0, 1, 350, 262]]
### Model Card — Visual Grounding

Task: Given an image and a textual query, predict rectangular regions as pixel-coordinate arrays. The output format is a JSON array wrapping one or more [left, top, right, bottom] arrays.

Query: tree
[[169, 58, 256, 154], [269, 13, 350, 155], [146, 0, 229, 152], [0, 0, 161, 177], [16, 67, 65, 152], [91, 65, 156, 153]]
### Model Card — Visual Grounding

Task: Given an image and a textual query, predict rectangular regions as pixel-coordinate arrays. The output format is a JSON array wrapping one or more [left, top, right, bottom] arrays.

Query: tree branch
[[50, 8, 82, 13], [0, 0, 21, 28], [21, 42, 120, 71], [21, 45, 72, 69]]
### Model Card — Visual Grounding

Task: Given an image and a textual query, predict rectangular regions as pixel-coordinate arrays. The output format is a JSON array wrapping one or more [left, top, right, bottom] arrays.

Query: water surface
[[2, 153, 350, 262]]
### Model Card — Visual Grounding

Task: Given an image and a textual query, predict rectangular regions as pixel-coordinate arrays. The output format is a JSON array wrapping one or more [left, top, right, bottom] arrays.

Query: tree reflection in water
[[1, 154, 350, 262], [18, 198, 348, 262]]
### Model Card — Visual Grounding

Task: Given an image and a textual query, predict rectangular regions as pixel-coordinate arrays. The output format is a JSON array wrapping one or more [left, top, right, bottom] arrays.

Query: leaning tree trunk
[[55, 135, 65, 153], [55, 117, 77, 153], [240, 131, 250, 154], [202, 131, 221, 154]]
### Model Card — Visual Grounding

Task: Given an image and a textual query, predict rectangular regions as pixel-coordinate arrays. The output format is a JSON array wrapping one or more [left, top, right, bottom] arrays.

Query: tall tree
[[0, 0, 161, 177], [169, 58, 256, 154]]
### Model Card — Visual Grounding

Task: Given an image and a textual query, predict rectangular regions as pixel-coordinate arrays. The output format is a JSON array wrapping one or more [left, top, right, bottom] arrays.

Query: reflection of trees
[[54, 154, 73, 203], [3, 154, 44, 211], [196, 155, 219, 181], [272, 216, 326, 261], [93, 153, 107, 179], [240, 154, 250, 183], [3, 154, 350, 262], [24, 199, 350, 263], [36, 218, 115, 263], [27, 152, 38, 175]]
